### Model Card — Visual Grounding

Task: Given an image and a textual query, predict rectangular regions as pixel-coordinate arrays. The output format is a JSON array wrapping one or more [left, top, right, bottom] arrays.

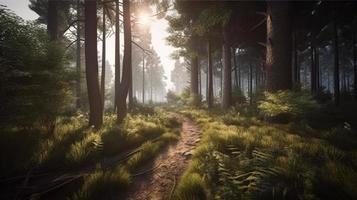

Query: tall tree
[[221, 24, 232, 109], [101, 6, 106, 111], [76, 0, 82, 109], [47, 0, 58, 40], [117, 0, 132, 123], [114, 0, 121, 111], [333, 14, 340, 106], [353, 18, 357, 100], [191, 53, 199, 102], [85, 0, 103, 127], [265, 1, 292, 91], [207, 39, 213, 109]]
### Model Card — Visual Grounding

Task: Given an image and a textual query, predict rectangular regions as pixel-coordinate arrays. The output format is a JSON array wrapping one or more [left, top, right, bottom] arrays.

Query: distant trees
[[171, 60, 189, 94]]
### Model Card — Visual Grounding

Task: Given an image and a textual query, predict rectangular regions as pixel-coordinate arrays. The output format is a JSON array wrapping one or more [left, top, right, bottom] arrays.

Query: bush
[[258, 90, 319, 122], [167, 90, 181, 104], [0, 9, 73, 130], [232, 88, 246, 105]]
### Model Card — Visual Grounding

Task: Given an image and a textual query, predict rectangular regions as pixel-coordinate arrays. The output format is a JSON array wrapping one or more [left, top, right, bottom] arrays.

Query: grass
[[71, 167, 131, 200], [0, 108, 182, 199], [174, 108, 357, 200]]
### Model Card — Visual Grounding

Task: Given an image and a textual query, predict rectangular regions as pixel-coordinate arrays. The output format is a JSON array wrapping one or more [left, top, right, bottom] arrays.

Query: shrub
[[0, 9, 73, 130], [232, 88, 246, 105], [258, 90, 319, 122], [167, 90, 181, 104]]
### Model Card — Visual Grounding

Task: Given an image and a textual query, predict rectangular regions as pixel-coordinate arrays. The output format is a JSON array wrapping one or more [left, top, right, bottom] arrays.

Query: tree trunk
[[101, 7, 106, 112], [84, 0, 102, 128], [76, 0, 81, 109], [249, 63, 253, 105], [114, 0, 121, 112], [190, 54, 199, 105], [47, 0, 58, 40], [222, 26, 232, 109], [266, 1, 292, 91], [233, 47, 239, 89], [117, 0, 131, 123], [353, 19, 357, 100], [316, 47, 320, 90], [310, 43, 316, 94], [333, 16, 340, 106], [142, 52, 145, 104], [197, 61, 202, 96], [293, 26, 299, 84], [207, 40, 213, 109]]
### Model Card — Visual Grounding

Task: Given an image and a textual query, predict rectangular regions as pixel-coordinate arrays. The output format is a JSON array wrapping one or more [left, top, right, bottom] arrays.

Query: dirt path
[[126, 114, 202, 200]]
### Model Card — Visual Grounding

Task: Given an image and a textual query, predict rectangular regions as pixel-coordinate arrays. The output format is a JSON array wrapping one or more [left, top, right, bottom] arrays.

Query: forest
[[0, 0, 357, 199]]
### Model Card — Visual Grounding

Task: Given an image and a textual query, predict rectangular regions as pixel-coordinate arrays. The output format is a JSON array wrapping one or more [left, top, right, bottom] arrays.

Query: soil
[[125, 114, 202, 200]]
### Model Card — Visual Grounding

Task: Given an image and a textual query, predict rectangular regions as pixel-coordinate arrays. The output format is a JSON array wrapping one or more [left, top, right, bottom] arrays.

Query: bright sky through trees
[[0, 0, 175, 90]]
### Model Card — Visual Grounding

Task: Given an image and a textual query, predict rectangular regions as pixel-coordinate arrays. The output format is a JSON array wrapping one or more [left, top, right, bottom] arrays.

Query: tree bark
[[233, 47, 239, 89], [142, 52, 145, 104], [265, 1, 292, 91], [76, 0, 81, 109], [310, 43, 316, 94], [114, 0, 121, 112], [101, 7, 106, 112], [85, 0, 103, 128], [222, 26, 232, 109], [207, 40, 213, 109], [333, 16, 340, 106], [190, 54, 199, 105], [117, 0, 131, 123], [353, 20, 357, 100], [249, 63, 253, 105], [316, 47, 320, 90], [198, 63, 201, 96], [293, 26, 299, 84], [47, 0, 58, 40]]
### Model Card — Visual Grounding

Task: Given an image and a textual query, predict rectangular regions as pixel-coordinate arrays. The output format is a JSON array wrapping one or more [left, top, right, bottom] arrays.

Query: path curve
[[126, 114, 201, 200]]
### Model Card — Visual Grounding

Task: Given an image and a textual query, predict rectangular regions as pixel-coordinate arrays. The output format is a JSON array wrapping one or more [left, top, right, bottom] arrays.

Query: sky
[[0, 0, 175, 90]]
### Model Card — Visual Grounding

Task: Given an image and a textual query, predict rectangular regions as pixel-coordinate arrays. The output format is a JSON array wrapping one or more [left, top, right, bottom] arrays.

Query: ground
[[126, 114, 202, 200]]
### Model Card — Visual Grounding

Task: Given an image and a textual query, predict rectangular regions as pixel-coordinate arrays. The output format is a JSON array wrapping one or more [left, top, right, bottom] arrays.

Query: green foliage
[[66, 132, 103, 166], [167, 90, 181, 104], [126, 141, 164, 170], [232, 88, 247, 105], [258, 90, 319, 120], [173, 173, 207, 200], [71, 167, 131, 200], [0, 9, 73, 129], [179, 87, 201, 107], [194, 5, 232, 36], [176, 108, 357, 200]]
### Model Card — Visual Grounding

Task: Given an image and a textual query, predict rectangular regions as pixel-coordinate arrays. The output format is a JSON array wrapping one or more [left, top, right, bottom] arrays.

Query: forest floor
[[125, 114, 202, 200]]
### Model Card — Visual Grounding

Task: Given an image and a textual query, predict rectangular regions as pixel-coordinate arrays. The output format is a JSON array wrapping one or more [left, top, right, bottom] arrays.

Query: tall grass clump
[[173, 173, 207, 200], [66, 132, 103, 167], [71, 167, 131, 200]]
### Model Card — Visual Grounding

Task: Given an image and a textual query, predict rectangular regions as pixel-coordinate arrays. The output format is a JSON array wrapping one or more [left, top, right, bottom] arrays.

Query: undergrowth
[[0, 108, 182, 199], [174, 108, 357, 200]]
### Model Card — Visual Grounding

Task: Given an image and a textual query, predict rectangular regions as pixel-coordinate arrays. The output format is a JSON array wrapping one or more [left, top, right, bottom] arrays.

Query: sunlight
[[137, 12, 151, 26]]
